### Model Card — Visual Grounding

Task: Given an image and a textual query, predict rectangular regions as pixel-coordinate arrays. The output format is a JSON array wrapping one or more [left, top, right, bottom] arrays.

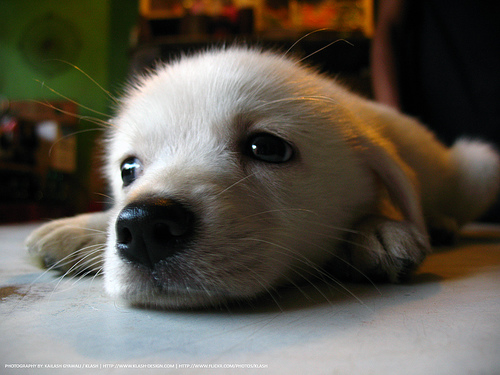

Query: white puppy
[[26, 47, 500, 309]]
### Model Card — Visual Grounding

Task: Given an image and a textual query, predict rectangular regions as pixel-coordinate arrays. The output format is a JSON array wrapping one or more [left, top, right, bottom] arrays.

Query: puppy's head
[[103, 48, 377, 309]]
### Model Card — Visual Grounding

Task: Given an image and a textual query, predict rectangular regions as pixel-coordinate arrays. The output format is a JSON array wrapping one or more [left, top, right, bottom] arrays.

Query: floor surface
[[1, 223, 499, 374]]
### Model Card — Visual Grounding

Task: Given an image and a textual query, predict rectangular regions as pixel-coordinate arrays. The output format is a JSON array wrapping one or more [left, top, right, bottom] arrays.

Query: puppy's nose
[[115, 199, 194, 268]]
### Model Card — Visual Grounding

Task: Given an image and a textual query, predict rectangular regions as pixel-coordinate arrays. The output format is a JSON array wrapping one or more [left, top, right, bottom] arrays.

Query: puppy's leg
[[345, 216, 430, 283], [26, 211, 110, 274]]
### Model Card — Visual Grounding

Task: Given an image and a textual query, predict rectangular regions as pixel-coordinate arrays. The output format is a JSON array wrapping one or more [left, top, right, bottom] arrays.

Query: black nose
[[115, 199, 195, 268]]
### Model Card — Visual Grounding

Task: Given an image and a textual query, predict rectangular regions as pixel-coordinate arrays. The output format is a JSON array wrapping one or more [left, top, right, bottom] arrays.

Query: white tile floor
[[1, 223, 499, 374]]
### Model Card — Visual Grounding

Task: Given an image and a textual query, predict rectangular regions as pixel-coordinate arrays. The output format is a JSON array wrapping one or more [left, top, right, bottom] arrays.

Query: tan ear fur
[[352, 131, 428, 240]]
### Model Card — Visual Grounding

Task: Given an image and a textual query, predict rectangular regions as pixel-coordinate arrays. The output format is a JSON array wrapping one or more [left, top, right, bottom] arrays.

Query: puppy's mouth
[[107, 198, 272, 309], [119, 258, 231, 309], [112, 254, 261, 310]]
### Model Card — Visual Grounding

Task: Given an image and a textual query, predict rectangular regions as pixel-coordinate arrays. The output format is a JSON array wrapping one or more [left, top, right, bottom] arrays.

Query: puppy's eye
[[121, 157, 143, 187], [246, 133, 294, 163]]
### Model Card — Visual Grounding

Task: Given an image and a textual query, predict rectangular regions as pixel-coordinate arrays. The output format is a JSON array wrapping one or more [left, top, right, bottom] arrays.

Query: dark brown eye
[[246, 133, 294, 163], [121, 157, 143, 187]]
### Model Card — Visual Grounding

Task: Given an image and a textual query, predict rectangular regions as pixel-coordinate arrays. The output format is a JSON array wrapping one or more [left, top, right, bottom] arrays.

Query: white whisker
[[284, 28, 333, 56], [44, 58, 119, 103], [215, 173, 256, 197], [32, 82, 113, 121], [254, 95, 339, 112], [298, 39, 354, 63], [243, 236, 374, 309]]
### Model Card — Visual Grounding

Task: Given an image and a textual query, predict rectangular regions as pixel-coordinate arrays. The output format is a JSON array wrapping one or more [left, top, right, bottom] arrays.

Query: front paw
[[346, 217, 431, 283], [25, 212, 109, 275]]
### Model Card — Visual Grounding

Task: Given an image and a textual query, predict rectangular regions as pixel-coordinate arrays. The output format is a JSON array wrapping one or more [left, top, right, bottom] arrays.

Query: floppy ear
[[353, 132, 428, 239]]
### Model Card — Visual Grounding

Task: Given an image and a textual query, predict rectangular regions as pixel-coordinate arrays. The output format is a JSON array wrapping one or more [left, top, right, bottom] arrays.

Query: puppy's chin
[[103, 230, 282, 309], [105, 281, 234, 310], [103, 260, 261, 310]]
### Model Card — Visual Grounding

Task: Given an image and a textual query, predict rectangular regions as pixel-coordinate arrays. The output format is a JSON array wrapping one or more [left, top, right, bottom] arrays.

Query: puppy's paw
[[346, 217, 431, 283], [25, 212, 109, 275]]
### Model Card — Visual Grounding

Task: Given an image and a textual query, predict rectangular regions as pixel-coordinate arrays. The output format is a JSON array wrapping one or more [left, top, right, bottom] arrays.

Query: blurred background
[[0, 0, 498, 223]]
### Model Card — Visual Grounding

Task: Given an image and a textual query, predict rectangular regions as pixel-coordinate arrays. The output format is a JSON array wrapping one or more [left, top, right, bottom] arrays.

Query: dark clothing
[[393, 0, 500, 221], [396, 0, 500, 146]]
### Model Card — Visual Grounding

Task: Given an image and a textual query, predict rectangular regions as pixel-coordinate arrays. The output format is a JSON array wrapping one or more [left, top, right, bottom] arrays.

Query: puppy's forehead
[[117, 49, 313, 128]]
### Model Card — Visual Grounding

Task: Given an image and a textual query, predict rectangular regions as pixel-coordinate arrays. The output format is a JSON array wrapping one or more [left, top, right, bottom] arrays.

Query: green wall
[[0, 0, 138, 211]]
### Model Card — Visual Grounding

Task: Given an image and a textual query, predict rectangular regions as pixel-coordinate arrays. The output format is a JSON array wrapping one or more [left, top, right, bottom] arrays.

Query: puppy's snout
[[115, 199, 195, 268]]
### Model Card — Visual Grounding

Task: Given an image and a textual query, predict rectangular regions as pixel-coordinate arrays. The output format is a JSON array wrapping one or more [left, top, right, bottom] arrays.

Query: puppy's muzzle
[[115, 199, 195, 268]]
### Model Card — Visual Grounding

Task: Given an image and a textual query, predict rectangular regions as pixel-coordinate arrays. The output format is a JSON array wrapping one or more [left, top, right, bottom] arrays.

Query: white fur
[[26, 47, 500, 309]]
